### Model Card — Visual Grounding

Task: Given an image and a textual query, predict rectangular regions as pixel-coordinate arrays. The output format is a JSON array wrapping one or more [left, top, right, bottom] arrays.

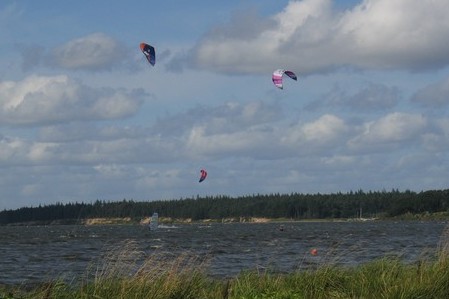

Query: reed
[[22, 240, 222, 299], [228, 256, 449, 298], [3, 226, 449, 299]]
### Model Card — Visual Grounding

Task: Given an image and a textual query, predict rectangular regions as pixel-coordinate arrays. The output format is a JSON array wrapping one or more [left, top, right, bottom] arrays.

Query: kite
[[140, 42, 155, 66], [272, 69, 297, 89], [199, 169, 207, 183]]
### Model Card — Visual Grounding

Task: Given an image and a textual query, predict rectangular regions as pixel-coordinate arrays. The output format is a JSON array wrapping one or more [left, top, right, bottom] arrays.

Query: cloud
[[0, 135, 28, 165], [205, 7, 277, 41], [185, 112, 351, 160], [308, 83, 400, 112], [0, 75, 146, 125], [0, 130, 180, 167], [19, 33, 137, 71], [157, 100, 284, 159], [181, 0, 449, 74], [282, 114, 350, 152], [152, 100, 283, 137], [411, 77, 449, 108], [348, 112, 427, 152], [0, 101, 348, 167], [38, 123, 146, 143], [186, 125, 271, 158], [343, 84, 400, 111], [51, 33, 126, 70], [421, 118, 449, 152], [2, 106, 445, 171]]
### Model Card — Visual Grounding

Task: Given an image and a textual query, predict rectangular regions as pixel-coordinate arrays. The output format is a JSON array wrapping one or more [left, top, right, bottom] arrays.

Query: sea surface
[[1, 221, 448, 285]]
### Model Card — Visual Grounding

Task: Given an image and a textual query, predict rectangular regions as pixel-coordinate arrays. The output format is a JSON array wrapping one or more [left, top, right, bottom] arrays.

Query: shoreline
[[4, 213, 449, 226]]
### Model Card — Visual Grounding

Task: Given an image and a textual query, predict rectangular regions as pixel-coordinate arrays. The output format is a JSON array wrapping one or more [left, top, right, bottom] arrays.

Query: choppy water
[[1, 221, 448, 285]]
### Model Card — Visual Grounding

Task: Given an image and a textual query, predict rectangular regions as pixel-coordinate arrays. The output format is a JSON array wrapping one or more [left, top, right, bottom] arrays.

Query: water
[[0, 221, 448, 285]]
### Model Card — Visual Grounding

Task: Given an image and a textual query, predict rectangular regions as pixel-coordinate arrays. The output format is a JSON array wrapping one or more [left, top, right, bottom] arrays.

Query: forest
[[1, 189, 449, 225]]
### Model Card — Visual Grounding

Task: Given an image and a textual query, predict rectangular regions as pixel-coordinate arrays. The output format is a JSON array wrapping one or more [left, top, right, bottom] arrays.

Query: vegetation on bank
[[2, 227, 449, 299], [2, 189, 449, 225]]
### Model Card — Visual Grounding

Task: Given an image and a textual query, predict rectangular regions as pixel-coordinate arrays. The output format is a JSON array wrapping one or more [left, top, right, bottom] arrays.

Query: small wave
[[158, 225, 179, 229]]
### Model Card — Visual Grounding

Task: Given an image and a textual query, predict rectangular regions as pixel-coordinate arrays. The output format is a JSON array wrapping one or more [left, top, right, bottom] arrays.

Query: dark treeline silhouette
[[1, 189, 449, 225]]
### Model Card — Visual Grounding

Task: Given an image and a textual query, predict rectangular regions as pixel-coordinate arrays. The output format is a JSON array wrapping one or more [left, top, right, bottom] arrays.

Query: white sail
[[149, 212, 159, 231]]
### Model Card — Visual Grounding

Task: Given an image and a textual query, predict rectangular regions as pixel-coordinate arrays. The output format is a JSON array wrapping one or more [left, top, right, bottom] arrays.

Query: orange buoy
[[310, 248, 318, 256]]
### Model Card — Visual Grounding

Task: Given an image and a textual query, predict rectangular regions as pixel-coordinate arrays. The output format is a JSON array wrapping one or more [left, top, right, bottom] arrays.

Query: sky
[[1, 0, 449, 210]]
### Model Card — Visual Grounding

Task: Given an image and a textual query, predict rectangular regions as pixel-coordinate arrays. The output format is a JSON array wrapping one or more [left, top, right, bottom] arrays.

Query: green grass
[[3, 226, 449, 299], [3, 257, 449, 299]]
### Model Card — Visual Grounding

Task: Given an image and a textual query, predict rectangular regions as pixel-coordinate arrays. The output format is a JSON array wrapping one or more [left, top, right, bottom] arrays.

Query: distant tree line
[[1, 189, 449, 225]]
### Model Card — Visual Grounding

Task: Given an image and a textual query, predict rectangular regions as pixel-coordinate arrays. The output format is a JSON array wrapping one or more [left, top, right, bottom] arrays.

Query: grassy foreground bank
[[3, 258, 449, 299], [2, 230, 449, 299]]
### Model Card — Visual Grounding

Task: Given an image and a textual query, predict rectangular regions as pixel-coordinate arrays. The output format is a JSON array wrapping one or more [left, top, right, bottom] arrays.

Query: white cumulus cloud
[[51, 33, 127, 70], [0, 75, 146, 125], [348, 112, 427, 151], [184, 0, 449, 74]]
